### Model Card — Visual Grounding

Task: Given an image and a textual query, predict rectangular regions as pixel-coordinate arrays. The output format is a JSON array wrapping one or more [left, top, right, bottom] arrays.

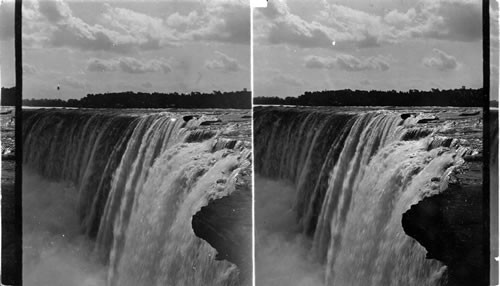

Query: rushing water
[[23, 109, 251, 286], [254, 106, 480, 286]]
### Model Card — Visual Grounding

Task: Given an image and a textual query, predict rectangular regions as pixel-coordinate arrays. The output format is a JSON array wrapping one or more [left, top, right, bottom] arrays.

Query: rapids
[[254, 106, 480, 286], [23, 109, 251, 286]]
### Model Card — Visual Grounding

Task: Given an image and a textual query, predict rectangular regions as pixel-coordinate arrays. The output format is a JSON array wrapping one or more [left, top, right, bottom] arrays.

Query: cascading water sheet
[[22, 109, 252, 286], [254, 106, 478, 286]]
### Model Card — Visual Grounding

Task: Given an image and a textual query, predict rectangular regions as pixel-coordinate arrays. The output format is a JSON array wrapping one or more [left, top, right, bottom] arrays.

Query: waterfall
[[254, 107, 465, 286], [23, 109, 251, 286]]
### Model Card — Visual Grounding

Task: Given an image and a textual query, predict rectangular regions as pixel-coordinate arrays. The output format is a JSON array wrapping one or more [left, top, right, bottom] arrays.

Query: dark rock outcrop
[[401, 113, 417, 120], [417, 116, 440, 123], [183, 115, 200, 122], [459, 111, 481, 116], [1, 154, 15, 161], [200, 119, 222, 126], [402, 164, 487, 286], [401, 128, 433, 141], [192, 170, 252, 285], [463, 154, 482, 162]]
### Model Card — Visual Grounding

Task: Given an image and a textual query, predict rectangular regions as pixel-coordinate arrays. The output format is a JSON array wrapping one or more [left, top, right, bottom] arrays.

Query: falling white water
[[107, 141, 244, 286], [254, 107, 466, 286], [23, 109, 250, 286], [320, 140, 452, 286]]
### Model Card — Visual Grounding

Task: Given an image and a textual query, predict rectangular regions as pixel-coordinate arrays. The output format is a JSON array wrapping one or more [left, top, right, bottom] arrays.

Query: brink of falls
[[23, 109, 252, 286], [254, 106, 483, 286]]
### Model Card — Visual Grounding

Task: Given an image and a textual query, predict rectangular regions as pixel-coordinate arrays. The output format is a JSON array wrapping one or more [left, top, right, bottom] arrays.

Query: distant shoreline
[[2, 87, 252, 109], [254, 87, 485, 107]]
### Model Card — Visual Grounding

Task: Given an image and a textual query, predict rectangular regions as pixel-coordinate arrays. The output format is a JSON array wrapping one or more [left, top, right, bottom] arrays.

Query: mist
[[23, 171, 106, 286], [255, 176, 324, 286]]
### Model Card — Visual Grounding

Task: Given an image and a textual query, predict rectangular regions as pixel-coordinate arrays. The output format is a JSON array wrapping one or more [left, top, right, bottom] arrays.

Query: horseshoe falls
[[22, 109, 252, 286], [254, 106, 482, 286]]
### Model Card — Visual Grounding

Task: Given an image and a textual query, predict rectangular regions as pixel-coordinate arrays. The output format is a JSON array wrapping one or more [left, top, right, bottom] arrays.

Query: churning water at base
[[254, 107, 476, 286], [23, 109, 251, 286], [255, 177, 324, 286], [23, 172, 107, 286]]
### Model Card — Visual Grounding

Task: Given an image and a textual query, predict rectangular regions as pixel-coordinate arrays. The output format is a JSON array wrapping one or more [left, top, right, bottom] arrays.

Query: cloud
[[60, 76, 86, 89], [255, 1, 392, 49], [402, 0, 482, 42], [86, 57, 172, 74], [205, 51, 241, 72], [304, 54, 390, 72], [318, 4, 393, 48], [34, 1, 164, 53], [23, 64, 38, 75], [166, 11, 200, 32], [273, 74, 303, 87], [423, 48, 459, 71], [87, 58, 117, 72], [119, 57, 171, 74], [383, 8, 417, 27], [268, 17, 334, 48], [38, 0, 72, 23], [23, 0, 249, 50], [167, 2, 250, 44], [100, 4, 171, 48], [255, 0, 482, 50], [255, 1, 335, 48]]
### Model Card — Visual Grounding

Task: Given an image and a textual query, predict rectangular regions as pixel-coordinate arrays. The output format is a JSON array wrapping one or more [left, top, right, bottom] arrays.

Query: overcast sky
[[254, 0, 492, 98], [1, 0, 250, 99], [0, 0, 498, 100]]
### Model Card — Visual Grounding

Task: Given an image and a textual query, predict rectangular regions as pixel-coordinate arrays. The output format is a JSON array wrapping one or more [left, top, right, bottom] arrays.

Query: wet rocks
[[191, 173, 252, 285], [459, 111, 481, 117], [401, 128, 433, 141], [183, 115, 200, 122], [401, 113, 417, 120], [200, 119, 222, 126], [417, 116, 440, 124], [402, 165, 486, 286]]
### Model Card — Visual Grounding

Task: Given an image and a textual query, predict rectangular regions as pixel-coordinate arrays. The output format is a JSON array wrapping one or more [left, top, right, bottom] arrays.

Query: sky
[[0, 0, 15, 90], [0, 0, 497, 100], [254, 0, 494, 98], [1, 0, 250, 99]]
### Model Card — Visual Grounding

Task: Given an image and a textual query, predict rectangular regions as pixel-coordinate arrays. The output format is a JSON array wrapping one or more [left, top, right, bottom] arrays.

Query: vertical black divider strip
[[15, 0, 23, 282], [2, 0, 23, 284], [482, 0, 491, 284]]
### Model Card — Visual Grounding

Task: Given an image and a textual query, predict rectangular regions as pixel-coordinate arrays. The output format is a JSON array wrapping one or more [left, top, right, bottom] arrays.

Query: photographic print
[[253, 0, 489, 285], [17, 0, 252, 285], [0, 0, 498, 285]]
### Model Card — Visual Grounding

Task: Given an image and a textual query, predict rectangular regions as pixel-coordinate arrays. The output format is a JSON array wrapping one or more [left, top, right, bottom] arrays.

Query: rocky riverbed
[[1, 106, 18, 282], [402, 108, 488, 286]]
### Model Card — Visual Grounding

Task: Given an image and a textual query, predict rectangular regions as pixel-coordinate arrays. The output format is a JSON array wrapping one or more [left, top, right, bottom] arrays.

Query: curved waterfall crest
[[255, 107, 468, 285], [23, 109, 251, 286]]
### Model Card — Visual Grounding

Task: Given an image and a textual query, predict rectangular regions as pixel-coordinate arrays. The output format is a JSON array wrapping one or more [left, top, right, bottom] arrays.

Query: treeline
[[1, 87, 17, 106], [23, 90, 251, 109], [254, 88, 484, 107]]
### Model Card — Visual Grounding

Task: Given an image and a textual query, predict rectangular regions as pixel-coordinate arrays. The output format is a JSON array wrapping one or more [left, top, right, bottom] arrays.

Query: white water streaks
[[23, 109, 252, 286], [254, 107, 475, 286]]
